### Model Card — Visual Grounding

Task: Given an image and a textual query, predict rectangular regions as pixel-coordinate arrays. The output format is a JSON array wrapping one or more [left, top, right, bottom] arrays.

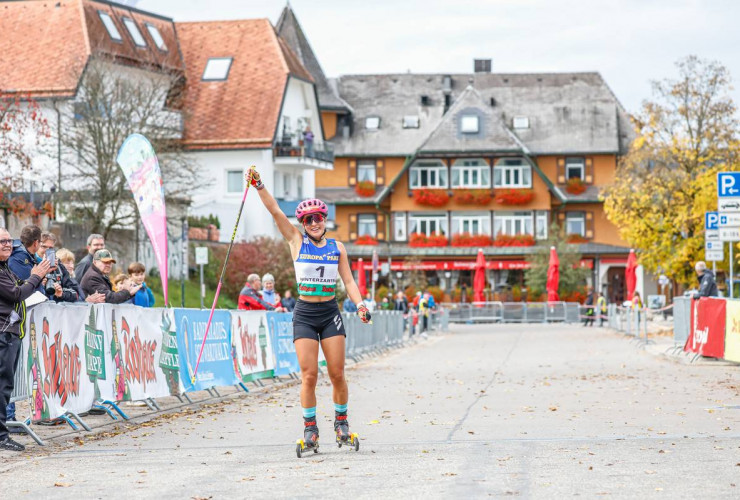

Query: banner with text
[[724, 299, 740, 363], [685, 297, 726, 358], [230, 310, 275, 382], [267, 312, 298, 376]]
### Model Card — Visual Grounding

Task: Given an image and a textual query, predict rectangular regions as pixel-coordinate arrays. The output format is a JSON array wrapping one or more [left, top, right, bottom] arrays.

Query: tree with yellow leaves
[[604, 56, 739, 287]]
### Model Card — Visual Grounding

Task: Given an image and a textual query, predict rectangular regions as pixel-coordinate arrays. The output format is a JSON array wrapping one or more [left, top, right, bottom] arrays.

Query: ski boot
[[334, 412, 360, 452], [296, 417, 319, 458]]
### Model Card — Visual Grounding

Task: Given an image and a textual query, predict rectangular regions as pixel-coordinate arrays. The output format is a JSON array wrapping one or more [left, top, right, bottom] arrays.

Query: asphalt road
[[2, 323, 740, 499]]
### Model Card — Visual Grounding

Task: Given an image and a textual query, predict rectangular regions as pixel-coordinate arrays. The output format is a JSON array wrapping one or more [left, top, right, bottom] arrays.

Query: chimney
[[474, 59, 492, 73]]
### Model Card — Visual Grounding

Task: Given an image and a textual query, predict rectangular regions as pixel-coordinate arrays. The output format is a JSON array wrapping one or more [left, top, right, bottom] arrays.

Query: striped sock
[[302, 406, 316, 419], [334, 403, 348, 414]]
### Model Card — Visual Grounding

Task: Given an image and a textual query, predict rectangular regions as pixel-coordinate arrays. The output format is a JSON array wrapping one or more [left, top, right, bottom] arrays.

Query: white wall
[[276, 77, 325, 146]]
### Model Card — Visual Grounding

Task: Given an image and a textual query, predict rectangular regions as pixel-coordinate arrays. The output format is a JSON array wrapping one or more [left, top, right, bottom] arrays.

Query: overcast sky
[[136, 0, 739, 113]]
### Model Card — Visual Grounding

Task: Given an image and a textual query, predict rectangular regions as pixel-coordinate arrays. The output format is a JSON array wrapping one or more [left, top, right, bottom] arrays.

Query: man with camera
[[36, 233, 104, 304], [0, 227, 50, 451]]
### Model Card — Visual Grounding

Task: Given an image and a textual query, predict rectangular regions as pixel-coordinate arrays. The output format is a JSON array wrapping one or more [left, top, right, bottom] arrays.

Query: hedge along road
[[2, 323, 740, 498]]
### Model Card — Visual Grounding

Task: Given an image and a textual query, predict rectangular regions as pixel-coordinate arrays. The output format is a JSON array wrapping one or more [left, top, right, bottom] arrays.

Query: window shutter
[[557, 158, 566, 184], [349, 213, 358, 240], [585, 211, 594, 239], [376, 159, 385, 186], [557, 212, 566, 227], [377, 213, 386, 240], [348, 159, 357, 186], [584, 157, 594, 184]]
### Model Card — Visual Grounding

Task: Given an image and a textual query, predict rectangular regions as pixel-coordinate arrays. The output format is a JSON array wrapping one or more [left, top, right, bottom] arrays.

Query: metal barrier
[[343, 310, 406, 359], [440, 301, 579, 323], [8, 335, 46, 445], [672, 297, 691, 345], [607, 304, 650, 345]]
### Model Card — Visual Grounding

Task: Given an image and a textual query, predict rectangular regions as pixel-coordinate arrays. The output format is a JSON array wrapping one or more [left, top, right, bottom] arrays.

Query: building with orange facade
[[277, 6, 650, 302]]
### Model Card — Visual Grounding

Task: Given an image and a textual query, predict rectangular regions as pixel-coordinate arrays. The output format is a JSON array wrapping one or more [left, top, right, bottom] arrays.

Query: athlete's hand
[[247, 166, 264, 190], [357, 303, 371, 324]]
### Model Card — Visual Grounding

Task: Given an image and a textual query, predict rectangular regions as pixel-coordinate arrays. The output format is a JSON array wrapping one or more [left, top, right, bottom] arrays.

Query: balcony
[[273, 138, 334, 170]]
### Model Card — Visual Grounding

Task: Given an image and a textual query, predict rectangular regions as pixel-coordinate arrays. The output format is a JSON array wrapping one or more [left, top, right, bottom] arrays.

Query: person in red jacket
[[238, 274, 275, 310]]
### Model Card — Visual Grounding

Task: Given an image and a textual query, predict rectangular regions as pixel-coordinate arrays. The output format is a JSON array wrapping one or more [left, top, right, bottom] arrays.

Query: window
[[394, 213, 407, 241], [358, 215, 377, 237], [98, 12, 122, 42], [146, 24, 167, 51], [535, 211, 549, 240], [493, 158, 532, 188], [566, 212, 586, 237], [513, 116, 529, 129], [451, 159, 490, 188], [202, 57, 233, 81], [460, 115, 479, 133], [452, 213, 491, 235], [409, 214, 448, 236], [357, 160, 376, 183], [402, 115, 420, 129], [226, 170, 242, 193], [494, 211, 533, 236], [297, 175, 303, 199], [566, 157, 585, 180], [409, 161, 448, 189], [122, 17, 147, 47], [365, 116, 380, 130]]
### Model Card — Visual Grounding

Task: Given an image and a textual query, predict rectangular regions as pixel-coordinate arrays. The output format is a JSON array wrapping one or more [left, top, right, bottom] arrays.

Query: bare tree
[[57, 57, 202, 237], [0, 94, 50, 191]]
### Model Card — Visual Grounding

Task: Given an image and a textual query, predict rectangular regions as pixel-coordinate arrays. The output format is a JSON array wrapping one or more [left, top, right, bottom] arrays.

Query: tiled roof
[[0, 0, 183, 99], [177, 19, 313, 150]]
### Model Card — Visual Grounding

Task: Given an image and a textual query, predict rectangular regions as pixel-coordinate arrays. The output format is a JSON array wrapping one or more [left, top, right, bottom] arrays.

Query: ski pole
[[191, 168, 253, 384]]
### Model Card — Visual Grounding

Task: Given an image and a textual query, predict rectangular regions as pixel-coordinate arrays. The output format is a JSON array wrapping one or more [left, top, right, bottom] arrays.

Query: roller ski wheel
[[296, 438, 319, 458], [297, 417, 319, 458]]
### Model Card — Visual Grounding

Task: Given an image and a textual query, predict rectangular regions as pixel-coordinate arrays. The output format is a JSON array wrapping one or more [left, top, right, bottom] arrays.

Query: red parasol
[[473, 248, 487, 302], [546, 246, 560, 302], [357, 258, 367, 296], [625, 249, 637, 301]]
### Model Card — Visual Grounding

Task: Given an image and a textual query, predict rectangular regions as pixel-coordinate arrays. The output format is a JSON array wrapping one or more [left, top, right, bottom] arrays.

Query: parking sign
[[717, 172, 740, 211]]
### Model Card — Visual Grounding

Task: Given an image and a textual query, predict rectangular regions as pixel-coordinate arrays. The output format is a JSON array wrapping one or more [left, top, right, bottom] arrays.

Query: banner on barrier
[[231, 310, 275, 382], [685, 297, 725, 358], [174, 309, 236, 392], [267, 312, 298, 376], [724, 300, 740, 362]]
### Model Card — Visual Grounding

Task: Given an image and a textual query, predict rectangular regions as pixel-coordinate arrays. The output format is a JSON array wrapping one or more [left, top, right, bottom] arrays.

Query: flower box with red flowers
[[566, 233, 589, 244], [453, 189, 492, 206], [354, 180, 376, 198], [492, 233, 536, 247], [408, 232, 448, 247], [413, 188, 450, 207], [494, 189, 535, 205], [354, 235, 379, 245], [565, 177, 586, 195], [451, 233, 494, 247]]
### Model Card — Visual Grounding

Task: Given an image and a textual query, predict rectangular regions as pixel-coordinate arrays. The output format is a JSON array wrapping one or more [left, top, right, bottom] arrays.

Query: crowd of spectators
[[237, 273, 296, 312]]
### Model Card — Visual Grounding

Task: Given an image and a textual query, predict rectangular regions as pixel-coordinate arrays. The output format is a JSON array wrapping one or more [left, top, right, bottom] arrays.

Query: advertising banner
[[27, 303, 95, 420], [231, 310, 274, 382], [724, 300, 740, 362], [685, 297, 726, 358], [174, 308, 236, 392], [267, 312, 298, 376]]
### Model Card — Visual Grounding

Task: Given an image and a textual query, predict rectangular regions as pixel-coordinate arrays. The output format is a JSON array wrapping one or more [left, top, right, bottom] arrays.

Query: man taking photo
[[0, 228, 50, 451], [37, 233, 104, 304]]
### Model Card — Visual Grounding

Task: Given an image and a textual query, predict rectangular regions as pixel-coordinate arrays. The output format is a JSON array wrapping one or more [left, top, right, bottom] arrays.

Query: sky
[[134, 0, 739, 114]]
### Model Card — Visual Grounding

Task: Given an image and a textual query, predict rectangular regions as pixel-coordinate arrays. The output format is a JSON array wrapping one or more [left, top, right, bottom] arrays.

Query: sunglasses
[[0, 239, 12, 246], [302, 214, 326, 225]]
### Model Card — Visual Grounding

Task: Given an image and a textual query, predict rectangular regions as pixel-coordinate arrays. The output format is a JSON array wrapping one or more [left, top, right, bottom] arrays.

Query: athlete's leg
[[320, 335, 347, 404], [295, 338, 320, 408]]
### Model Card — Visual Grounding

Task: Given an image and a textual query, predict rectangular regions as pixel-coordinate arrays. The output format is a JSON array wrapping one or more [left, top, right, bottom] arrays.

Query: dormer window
[[365, 116, 380, 130], [402, 116, 420, 129], [145, 24, 167, 51], [460, 115, 479, 133], [122, 17, 147, 47], [98, 12, 122, 42], [513, 116, 529, 129], [202, 57, 233, 81]]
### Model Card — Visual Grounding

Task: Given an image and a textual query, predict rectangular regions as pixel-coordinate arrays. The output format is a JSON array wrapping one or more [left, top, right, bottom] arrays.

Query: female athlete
[[247, 167, 370, 451]]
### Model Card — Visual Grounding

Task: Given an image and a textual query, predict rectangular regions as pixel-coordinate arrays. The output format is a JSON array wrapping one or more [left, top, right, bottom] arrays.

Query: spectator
[[596, 291, 607, 327], [342, 296, 357, 313], [380, 297, 391, 310], [425, 291, 436, 310], [238, 274, 275, 310], [412, 291, 422, 310], [74, 233, 104, 281], [418, 293, 429, 337], [36, 233, 79, 303], [80, 250, 140, 304], [0, 227, 50, 451], [56, 248, 103, 304], [583, 287, 595, 327], [694, 261, 718, 297], [281, 289, 296, 312], [8, 225, 42, 294], [393, 291, 409, 313], [303, 125, 314, 157], [261, 273, 284, 311], [460, 282, 468, 303], [128, 262, 155, 307], [363, 292, 376, 312]]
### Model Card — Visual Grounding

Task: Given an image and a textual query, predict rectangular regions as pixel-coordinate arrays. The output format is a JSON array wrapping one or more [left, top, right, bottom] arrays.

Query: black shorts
[[293, 298, 346, 342]]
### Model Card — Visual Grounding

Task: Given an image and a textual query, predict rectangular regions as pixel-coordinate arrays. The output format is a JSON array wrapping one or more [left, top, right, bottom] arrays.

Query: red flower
[[451, 233, 493, 247], [494, 189, 535, 205], [408, 233, 448, 247], [413, 189, 450, 207], [355, 235, 379, 245], [453, 189, 492, 205], [355, 180, 376, 197], [566, 233, 589, 244], [565, 178, 586, 195], [492, 233, 536, 247]]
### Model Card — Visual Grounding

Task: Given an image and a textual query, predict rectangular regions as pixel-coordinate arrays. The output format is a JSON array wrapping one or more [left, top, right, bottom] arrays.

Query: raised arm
[[336, 241, 370, 323], [247, 167, 302, 247]]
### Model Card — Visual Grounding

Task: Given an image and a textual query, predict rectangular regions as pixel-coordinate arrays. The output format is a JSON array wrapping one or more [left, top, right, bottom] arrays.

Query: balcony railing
[[277, 198, 335, 220], [273, 140, 335, 163]]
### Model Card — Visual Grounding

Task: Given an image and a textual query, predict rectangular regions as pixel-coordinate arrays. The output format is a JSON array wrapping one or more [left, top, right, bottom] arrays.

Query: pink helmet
[[295, 198, 328, 221]]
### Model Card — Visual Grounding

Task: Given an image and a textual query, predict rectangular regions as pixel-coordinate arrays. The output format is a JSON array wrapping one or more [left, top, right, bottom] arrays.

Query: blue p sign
[[718, 172, 740, 197], [706, 211, 719, 230]]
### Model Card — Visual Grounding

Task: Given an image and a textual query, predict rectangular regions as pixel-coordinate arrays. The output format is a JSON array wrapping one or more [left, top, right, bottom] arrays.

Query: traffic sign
[[719, 228, 740, 241], [718, 172, 740, 211], [195, 247, 209, 265], [719, 212, 740, 228], [706, 249, 724, 261], [706, 211, 719, 230], [706, 240, 722, 251]]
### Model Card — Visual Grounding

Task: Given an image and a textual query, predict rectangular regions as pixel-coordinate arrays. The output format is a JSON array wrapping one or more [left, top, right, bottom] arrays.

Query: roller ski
[[334, 412, 360, 451], [296, 417, 319, 458]]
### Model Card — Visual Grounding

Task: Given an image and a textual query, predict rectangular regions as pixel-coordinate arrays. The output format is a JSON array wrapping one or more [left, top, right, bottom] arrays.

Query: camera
[[45, 271, 59, 295]]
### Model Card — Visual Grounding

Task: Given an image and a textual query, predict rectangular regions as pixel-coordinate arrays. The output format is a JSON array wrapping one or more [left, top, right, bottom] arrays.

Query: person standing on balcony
[[247, 166, 370, 452], [303, 126, 314, 157]]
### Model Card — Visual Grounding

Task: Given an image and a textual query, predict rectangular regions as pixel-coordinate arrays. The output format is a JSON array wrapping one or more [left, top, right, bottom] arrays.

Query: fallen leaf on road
[[368, 420, 379, 424], [54, 483, 71, 487], [549, 406, 558, 412]]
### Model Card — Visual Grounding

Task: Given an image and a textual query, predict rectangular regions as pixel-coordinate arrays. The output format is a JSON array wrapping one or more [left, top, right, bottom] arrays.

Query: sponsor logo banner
[[685, 297, 726, 358], [230, 310, 275, 382], [724, 300, 740, 363], [267, 312, 298, 376]]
